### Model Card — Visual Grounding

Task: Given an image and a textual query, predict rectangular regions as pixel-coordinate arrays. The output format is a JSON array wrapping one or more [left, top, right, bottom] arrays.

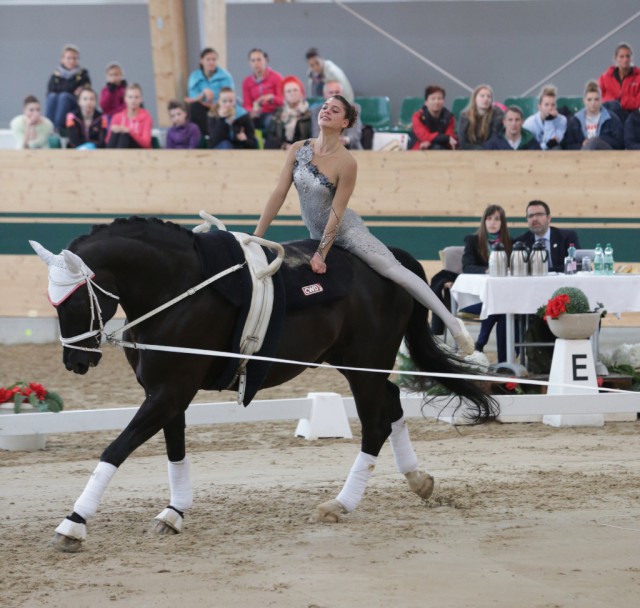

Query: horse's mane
[[69, 216, 195, 251]]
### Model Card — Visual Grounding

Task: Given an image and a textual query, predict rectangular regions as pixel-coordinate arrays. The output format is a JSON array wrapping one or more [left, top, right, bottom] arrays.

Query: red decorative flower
[[505, 382, 518, 391], [597, 377, 604, 387], [543, 294, 570, 320]]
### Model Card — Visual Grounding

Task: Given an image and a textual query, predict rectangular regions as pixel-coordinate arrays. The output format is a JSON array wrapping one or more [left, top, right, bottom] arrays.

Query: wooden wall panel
[[2, 150, 640, 218]]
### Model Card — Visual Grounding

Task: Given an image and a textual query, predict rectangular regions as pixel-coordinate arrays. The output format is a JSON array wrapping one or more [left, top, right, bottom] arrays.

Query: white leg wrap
[[336, 452, 377, 513], [389, 417, 419, 475], [55, 517, 87, 541], [168, 458, 193, 511], [73, 461, 117, 520]]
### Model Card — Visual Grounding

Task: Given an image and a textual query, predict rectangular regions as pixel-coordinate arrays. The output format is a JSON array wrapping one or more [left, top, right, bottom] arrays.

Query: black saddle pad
[[279, 240, 354, 311]]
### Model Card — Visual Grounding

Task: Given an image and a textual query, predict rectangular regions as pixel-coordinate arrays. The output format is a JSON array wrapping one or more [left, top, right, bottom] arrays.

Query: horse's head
[[30, 241, 119, 374]]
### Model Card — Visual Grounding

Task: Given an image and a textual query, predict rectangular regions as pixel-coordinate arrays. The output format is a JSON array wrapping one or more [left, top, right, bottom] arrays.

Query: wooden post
[[148, 0, 188, 127], [201, 0, 227, 68]]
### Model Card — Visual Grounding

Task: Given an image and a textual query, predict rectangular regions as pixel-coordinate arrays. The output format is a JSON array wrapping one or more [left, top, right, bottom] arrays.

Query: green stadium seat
[[396, 96, 423, 131], [503, 96, 538, 118], [306, 96, 323, 108], [355, 96, 392, 130], [254, 128, 264, 150], [451, 96, 469, 121], [48, 134, 62, 148], [557, 96, 584, 116]]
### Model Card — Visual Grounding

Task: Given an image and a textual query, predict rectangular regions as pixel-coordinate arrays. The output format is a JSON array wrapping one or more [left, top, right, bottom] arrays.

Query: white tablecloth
[[451, 273, 640, 319]]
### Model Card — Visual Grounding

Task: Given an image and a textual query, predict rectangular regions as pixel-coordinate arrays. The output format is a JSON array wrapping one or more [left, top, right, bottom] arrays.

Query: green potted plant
[[541, 287, 605, 340]]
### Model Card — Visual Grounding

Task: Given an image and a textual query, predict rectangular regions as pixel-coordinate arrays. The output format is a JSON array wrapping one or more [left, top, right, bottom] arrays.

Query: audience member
[[310, 80, 363, 149], [305, 47, 354, 102], [165, 100, 201, 150], [408, 85, 457, 150], [598, 42, 640, 123], [457, 84, 504, 149], [186, 48, 235, 136], [99, 62, 127, 121], [65, 87, 107, 149], [514, 200, 580, 273], [107, 83, 153, 149], [208, 87, 258, 150], [264, 76, 311, 150], [45, 44, 91, 131], [460, 205, 513, 362], [522, 85, 567, 150], [10, 95, 54, 149], [623, 108, 640, 150], [242, 48, 284, 132], [564, 80, 624, 150], [484, 106, 541, 150]]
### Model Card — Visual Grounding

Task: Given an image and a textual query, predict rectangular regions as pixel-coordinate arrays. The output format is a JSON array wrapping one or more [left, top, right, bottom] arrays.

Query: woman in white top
[[10, 95, 54, 149]]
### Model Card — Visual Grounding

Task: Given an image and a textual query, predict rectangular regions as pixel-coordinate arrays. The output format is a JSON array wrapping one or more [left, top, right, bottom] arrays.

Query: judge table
[[450, 273, 640, 365]]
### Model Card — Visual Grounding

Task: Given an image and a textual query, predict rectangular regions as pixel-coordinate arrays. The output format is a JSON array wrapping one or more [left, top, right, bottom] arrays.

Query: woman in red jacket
[[598, 42, 640, 122], [409, 85, 458, 150], [107, 83, 153, 149]]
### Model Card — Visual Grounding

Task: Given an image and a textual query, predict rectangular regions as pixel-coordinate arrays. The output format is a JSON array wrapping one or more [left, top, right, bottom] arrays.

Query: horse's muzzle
[[63, 349, 102, 375]]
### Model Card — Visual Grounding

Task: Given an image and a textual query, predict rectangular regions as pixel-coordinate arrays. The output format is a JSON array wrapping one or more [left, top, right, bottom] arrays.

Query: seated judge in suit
[[513, 200, 580, 273]]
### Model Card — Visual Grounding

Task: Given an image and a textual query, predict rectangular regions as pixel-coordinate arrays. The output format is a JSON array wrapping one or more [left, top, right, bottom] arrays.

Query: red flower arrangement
[[543, 293, 570, 320], [0, 381, 64, 413]]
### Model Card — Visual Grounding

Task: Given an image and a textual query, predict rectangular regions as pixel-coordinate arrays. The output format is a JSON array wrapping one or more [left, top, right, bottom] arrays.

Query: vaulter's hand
[[310, 252, 327, 274]]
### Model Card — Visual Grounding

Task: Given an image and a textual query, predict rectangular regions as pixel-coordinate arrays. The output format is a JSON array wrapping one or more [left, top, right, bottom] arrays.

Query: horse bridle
[[57, 271, 120, 354]]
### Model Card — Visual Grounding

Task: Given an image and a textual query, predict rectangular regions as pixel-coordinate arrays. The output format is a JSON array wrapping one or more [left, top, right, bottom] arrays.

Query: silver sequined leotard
[[293, 140, 394, 261], [292, 140, 466, 342]]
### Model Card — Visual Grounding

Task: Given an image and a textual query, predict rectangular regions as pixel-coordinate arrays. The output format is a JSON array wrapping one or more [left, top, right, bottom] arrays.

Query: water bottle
[[593, 243, 604, 275], [567, 243, 578, 274], [604, 243, 614, 275]]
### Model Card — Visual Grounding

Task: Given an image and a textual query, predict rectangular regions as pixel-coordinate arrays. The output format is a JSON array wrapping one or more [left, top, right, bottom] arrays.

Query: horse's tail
[[391, 248, 499, 424]]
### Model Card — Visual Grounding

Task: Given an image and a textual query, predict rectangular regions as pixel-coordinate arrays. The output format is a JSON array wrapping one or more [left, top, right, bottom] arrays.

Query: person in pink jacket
[[107, 83, 153, 149], [242, 48, 284, 131]]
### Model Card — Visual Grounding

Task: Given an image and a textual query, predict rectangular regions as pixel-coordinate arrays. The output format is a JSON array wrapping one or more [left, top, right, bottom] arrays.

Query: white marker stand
[[543, 338, 603, 427], [295, 392, 353, 440]]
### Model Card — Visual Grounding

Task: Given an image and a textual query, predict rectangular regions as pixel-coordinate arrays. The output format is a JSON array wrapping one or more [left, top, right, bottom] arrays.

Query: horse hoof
[[152, 520, 179, 535], [406, 470, 434, 500], [50, 532, 83, 553], [313, 499, 345, 523]]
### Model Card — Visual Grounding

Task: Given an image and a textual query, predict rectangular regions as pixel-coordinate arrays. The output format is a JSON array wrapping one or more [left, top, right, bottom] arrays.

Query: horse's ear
[[62, 249, 84, 274], [29, 240, 57, 266]]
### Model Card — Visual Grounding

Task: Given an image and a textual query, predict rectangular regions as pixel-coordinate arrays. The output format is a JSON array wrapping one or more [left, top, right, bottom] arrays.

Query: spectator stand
[[503, 96, 538, 118]]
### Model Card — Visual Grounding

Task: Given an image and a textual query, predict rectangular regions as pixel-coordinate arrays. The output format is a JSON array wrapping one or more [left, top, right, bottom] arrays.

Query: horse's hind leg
[[386, 383, 434, 500], [153, 411, 193, 535], [315, 378, 433, 523]]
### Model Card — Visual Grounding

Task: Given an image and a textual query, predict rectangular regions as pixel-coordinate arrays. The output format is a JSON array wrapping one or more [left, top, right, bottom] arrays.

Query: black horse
[[31, 217, 496, 552]]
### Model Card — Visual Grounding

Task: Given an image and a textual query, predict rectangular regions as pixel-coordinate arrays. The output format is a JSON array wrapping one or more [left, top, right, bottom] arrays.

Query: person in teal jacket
[[186, 47, 235, 135]]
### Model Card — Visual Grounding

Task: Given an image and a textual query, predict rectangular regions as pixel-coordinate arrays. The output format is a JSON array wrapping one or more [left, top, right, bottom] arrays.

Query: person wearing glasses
[[513, 200, 580, 273]]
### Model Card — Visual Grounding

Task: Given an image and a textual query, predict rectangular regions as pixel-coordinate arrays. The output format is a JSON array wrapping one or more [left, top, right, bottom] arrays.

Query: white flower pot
[[0, 402, 48, 451], [547, 312, 602, 340]]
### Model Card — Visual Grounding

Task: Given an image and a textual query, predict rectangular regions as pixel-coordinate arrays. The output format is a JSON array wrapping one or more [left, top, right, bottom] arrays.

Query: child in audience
[[522, 85, 567, 150], [564, 80, 624, 150], [107, 83, 153, 149], [100, 62, 127, 121], [65, 87, 107, 149], [457, 84, 504, 149], [45, 44, 91, 131], [10, 95, 54, 149], [166, 100, 201, 149], [208, 87, 257, 149]]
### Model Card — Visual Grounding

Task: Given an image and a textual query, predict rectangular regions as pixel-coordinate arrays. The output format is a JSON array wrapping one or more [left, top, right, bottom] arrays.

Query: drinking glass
[[581, 256, 592, 272]]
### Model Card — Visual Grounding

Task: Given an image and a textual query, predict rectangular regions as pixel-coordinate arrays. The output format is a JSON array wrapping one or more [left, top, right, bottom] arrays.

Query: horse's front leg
[[153, 410, 193, 535], [51, 389, 194, 552]]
